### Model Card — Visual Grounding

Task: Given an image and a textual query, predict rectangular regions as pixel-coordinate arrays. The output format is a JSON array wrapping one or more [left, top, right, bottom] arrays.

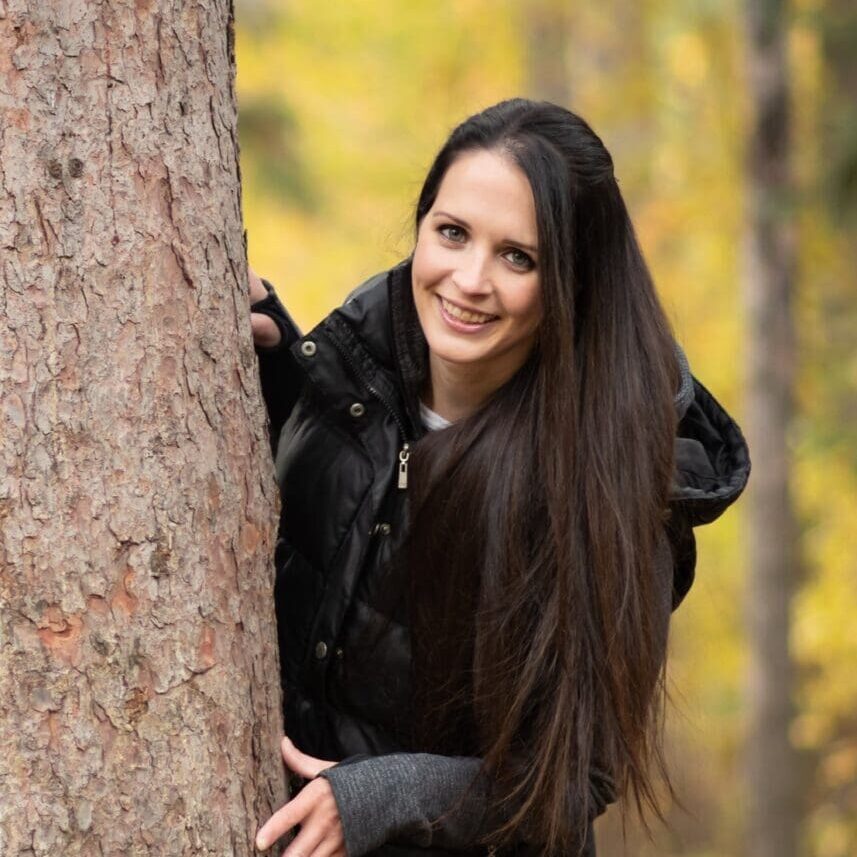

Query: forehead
[[434, 149, 537, 242]]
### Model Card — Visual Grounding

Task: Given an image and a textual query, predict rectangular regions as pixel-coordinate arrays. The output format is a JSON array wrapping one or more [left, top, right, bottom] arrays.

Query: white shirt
[[419, 401, 452, 432]]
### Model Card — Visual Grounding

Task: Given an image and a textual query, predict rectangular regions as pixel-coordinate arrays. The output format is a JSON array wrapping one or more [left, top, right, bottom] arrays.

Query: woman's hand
[[248, 265, 283, 348], [255, 736, 345, 856]]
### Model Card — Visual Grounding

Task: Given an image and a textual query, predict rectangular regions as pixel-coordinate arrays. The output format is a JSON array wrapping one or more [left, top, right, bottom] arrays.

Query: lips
[[438, 296, 499, 325]]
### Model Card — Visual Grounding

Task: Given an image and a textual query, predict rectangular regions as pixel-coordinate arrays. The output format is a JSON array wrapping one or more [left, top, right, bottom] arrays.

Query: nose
[[451, 248, 492, 296]]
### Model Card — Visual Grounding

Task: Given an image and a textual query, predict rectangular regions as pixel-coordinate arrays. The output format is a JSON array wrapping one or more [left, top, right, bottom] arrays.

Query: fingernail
[[255, 834, 267, 851]]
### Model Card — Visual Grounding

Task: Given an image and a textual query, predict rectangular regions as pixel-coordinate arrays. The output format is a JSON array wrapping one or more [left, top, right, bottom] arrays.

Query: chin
[[424, 335, 488, 367], [421, 312, 497, 354]]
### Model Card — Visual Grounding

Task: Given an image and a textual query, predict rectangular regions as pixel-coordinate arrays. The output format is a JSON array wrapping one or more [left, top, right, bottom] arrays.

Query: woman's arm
[[320, 753, 487, 854], [319, 752, 612, 856], [257, 742, 609, 856]]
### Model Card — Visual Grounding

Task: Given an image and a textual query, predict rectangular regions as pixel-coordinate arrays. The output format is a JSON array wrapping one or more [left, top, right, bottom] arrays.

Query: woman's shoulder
[[341, 268, 391, 307], [317, 258, 412, 372]]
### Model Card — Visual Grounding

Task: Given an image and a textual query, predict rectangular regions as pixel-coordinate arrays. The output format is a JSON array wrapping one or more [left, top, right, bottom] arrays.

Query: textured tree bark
[[0, 1, 285, 854], [743, 2, 800, 856]]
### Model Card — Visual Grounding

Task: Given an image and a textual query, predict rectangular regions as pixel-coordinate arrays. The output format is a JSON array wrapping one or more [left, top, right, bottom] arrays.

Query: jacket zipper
[[323, 330, 412, 489], [397, 443, 411, 489]]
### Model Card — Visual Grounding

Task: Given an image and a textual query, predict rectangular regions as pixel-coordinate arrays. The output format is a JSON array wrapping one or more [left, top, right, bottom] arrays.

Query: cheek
[[412, 240, 440, 289], [411, 242, 438, 327], [414, 225, 459, 289], [501, 280, 542, 329]]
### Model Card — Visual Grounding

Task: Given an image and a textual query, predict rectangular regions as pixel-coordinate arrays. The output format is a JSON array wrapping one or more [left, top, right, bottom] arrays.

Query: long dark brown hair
[[404, 99, 681, 855]]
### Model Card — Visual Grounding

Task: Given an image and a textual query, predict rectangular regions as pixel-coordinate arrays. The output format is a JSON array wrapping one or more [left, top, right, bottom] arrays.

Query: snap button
[[300, 340, 317, 357], [379, 523, 391, 535], [349, 402, 366, 418], [314, 641, 328, 659]]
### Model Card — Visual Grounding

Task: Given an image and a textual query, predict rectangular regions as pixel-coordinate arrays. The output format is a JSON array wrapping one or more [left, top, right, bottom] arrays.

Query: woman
[[249, 99, 750, 857]]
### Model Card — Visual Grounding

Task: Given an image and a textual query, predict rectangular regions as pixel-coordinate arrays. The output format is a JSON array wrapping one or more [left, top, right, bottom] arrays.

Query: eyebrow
[[432, 210, 538, 255]]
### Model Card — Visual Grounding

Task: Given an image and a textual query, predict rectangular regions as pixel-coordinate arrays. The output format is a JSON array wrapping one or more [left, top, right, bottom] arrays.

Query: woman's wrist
[[319, 753, 487, 856]]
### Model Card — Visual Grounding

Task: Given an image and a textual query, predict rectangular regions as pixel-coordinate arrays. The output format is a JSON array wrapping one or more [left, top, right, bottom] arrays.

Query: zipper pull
[[397, 443, 411, 490]]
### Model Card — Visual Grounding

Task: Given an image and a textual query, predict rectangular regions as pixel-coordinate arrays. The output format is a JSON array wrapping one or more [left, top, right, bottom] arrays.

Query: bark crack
[[103, 31, 119, 245], [32, 194, 57, 250], [154, 14, 165, 86]]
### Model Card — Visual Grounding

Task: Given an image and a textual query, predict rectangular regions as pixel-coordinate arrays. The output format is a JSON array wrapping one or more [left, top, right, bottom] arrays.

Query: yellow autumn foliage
[[236, 2, 857, 854]]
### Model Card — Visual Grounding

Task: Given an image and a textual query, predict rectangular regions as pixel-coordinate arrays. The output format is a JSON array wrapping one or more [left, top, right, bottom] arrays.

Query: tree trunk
[[0, 1, 285, 854], [528, 0, 654, 197], [524, 0, 572, 105], [743, 1, 801, 855], [821, 0, 857, 221], [817, 0, 857, 446]]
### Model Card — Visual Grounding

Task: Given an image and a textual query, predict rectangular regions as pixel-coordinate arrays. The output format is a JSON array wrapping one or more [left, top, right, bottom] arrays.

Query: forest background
[[234, 1, 856, 855]]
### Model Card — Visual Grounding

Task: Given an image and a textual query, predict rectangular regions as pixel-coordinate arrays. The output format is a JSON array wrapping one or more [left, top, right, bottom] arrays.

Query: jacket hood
[[670, 374, 750, 525], [336, 259, 750, 526]]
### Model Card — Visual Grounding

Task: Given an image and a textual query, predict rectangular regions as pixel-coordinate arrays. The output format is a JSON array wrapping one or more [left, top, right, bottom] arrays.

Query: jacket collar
[[313, 256, 425, 442], [388, 257, 428, 439]]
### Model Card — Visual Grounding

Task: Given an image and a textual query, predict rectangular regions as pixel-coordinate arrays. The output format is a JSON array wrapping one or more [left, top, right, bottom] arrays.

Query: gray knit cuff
[[673, 341, 694, 420], [319, 754, 486, 857]]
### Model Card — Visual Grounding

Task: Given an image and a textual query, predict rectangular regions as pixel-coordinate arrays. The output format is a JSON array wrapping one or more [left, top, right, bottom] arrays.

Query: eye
[[504, 248, 535, 271], [438, 224, 466, 243]]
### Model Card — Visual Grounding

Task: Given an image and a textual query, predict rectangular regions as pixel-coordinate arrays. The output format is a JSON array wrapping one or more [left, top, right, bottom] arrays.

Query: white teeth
[[440, 297, 497, 325]]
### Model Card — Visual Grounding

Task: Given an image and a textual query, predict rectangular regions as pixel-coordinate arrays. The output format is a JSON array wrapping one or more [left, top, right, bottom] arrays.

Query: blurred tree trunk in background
[[743, 1, 801, 856], [818, 0, 857, 451], [524, 0, 572, 105], [821, 0, 857, 222], [560, 0, 654, 197], [0, 1, 285, 854]]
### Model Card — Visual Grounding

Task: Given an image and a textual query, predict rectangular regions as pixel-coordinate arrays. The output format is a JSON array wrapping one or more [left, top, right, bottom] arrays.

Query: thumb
[[280, 736, 336, 779]]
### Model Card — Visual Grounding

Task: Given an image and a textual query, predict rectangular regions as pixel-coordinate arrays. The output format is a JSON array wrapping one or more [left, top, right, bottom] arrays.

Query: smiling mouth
[[438, 296, 499, 325]]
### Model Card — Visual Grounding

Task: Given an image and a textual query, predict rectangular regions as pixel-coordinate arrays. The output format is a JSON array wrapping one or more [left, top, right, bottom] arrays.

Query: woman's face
[[412, 148, 542, 383]]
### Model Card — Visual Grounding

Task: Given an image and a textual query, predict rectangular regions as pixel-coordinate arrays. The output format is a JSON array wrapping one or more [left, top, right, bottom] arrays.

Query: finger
[[255, 788, 315, 852], [251, 313, 281, 348], [280, 736, 336, 779], [302, 784, 345, 857], [248, 267, 268, 302], [308, 834, 347, 857], [281, 816, 326, 857]]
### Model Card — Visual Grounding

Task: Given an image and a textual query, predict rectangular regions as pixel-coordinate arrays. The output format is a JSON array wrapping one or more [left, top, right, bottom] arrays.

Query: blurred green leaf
[[237, 93, 317, 211]]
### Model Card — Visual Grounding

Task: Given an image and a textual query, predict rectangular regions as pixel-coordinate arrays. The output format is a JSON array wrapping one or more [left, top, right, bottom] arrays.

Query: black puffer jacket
[[253, 257, 750, 856]]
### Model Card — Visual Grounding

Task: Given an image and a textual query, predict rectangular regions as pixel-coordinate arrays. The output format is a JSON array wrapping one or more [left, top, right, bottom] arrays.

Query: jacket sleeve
[[251, 279, 304, 454], [319, 753, 610, 856]]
